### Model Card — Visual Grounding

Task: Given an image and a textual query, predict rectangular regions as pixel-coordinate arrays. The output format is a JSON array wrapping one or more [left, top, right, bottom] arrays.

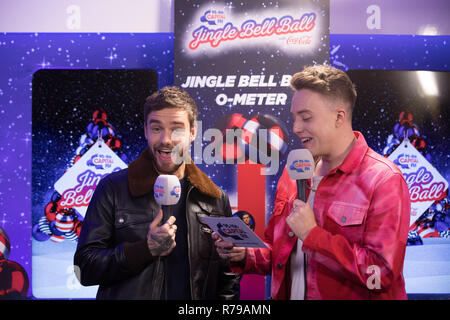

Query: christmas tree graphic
[[32, 109, 128, 243]]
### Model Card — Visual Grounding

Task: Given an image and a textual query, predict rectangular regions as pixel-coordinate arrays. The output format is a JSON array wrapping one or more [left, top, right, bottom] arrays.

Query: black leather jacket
[[74, 148, 240, 300]]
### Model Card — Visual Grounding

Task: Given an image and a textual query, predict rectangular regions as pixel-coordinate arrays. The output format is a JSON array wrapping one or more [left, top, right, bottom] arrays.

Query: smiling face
[[144, 108, 197, 177], [290, 89, 345, 158]]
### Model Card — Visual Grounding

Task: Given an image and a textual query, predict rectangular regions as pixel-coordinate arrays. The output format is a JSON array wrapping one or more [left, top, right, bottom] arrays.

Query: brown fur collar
[[128, 147, 222, 199]]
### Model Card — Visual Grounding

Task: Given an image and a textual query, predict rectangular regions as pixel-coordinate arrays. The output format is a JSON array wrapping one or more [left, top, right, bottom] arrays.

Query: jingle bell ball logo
[[290, 159, 312, 173], [188, 7, 318, 52], [59, 170, 111, 211], [388, 139, 449, 225], [404, 166, 446, 203], [392, 152, 446, 203], [54, 140, 128, 217]]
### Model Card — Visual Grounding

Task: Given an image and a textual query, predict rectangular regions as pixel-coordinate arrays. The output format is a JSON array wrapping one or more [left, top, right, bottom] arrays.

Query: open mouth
[[301, 138, 312, 144], [157, 149, 173, 161]]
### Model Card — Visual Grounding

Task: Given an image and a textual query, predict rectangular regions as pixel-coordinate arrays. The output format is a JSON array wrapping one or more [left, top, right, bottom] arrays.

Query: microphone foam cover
[[154, 175, 181, 206], [286, 149, 315, 180]]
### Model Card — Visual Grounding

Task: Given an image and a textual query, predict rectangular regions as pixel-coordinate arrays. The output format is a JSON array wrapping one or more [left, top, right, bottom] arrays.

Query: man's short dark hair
[[144, 86, 198, 128], [290, 65, 357, 113]]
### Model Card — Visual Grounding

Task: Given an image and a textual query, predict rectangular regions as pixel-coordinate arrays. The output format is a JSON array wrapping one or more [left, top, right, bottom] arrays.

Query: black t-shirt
[[162, 178, 191, 300]]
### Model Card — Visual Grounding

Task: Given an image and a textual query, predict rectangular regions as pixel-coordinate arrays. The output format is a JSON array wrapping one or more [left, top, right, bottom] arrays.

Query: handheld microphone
[[286, 149, 315, 202], [154, 175, 181, 222]]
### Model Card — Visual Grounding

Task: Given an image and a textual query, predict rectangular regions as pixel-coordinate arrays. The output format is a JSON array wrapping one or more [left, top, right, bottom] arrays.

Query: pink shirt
[[232, 131, 411, 300]]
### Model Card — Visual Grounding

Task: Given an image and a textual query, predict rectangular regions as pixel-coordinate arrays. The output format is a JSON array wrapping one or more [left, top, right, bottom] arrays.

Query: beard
[[148, 142, 188, 175]]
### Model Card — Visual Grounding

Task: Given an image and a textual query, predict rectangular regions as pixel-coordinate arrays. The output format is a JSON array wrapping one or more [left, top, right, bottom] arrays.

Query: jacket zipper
[[303, 252, 307, 300], [152, 204, 164, 300], [186, 185, 195, 299], [202, 245, 214, 298]]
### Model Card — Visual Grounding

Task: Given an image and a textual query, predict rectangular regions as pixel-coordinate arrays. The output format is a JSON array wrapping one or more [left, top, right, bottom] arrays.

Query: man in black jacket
[[74, 86, 240, 300]]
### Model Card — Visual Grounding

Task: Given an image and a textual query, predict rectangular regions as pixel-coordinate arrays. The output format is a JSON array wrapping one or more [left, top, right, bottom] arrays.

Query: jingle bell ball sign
[[54, 139, 127, 218], [388, 139, 449, 226], [175, 0, 329, 299], [181, 1, 326, 56]]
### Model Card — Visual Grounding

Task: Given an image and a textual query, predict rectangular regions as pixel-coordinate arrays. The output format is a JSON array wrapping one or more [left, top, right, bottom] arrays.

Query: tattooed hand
[[147, 209, 177, 256]]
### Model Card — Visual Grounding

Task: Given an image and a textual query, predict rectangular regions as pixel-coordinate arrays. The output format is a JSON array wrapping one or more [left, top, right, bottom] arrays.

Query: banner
[[54, 138, 128, 219], [31, 69, 157, 298], [174, 0, 329, 299], [346, 69, 450, 293], [388, 139, 448, 226]]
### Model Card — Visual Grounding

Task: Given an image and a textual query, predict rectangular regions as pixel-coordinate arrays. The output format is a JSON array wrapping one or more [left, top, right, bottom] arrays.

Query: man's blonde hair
[[290, 65, 357, 114]]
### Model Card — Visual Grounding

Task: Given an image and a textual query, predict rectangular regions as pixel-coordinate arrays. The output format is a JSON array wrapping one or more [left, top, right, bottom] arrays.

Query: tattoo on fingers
[[149, 233, 174, 255]]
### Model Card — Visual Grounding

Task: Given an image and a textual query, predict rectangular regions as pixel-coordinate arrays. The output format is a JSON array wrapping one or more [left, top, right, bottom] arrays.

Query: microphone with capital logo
[[153, 175, 181, 222], [286, 149, 315, 202]]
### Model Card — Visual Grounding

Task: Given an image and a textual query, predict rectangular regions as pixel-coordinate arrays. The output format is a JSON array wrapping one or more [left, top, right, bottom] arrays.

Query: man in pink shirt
[[214, 65, 411, 299]]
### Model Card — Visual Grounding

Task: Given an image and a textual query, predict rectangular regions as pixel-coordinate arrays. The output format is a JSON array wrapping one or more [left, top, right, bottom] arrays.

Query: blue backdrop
[[0, 32, 448, 298]]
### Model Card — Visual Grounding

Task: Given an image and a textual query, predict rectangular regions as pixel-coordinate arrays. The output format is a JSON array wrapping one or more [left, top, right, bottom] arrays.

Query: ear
[[144, 121, 148, 141], [335, 106, 347, 128], [190, 121, 198, 143]]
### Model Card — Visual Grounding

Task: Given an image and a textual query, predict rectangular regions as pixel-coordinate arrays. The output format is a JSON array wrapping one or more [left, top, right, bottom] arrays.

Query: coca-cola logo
[[404, 166, 446, 202], [286, 35, 312, 46]]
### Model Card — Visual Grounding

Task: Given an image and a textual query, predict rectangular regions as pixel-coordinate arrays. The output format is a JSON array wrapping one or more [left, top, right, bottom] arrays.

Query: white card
[[200, 216, 268, 248]]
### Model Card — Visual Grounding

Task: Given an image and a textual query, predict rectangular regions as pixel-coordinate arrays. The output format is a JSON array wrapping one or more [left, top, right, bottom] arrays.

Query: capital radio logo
[[289, 159, 312, 173], [171, 185, 181, 198], [154, 184, 165, 199], [216, 222, 248, 241], [86, 153, 114, 170], [200, 9, 226, 25], [393, 153, 418, 170]]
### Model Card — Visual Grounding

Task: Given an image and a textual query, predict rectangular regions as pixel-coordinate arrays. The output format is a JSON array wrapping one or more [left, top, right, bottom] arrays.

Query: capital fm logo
[[289, 159, 313, 173], [216, 222, 248, 241], [393, 153, 419, 170], [171, 185, 181, 198], [86, 153, 114, 170], [200, 9, 226, 25], [154, 184, 165, 199]]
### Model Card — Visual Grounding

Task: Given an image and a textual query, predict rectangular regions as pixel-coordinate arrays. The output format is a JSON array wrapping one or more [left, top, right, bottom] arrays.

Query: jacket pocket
[[325, 202, 368, 244], [195, 212, 221, 260], [271, 199, 289, 217], [115, 209, 154, 243], [115, 209, 154, 228], [327, 201, 367, 227]]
